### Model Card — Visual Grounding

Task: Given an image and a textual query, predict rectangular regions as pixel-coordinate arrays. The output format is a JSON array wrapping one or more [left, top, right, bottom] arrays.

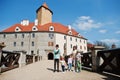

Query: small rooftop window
[[49, 26, 54, 31], [32, 26, 38, 31], [68, 31, 72, 35], [15, 27, 21, 32]]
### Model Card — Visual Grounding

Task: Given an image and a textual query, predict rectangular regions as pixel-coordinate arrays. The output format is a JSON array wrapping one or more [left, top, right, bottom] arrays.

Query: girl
[[68, 54, 73, 71], [75, 51, 82, 72]]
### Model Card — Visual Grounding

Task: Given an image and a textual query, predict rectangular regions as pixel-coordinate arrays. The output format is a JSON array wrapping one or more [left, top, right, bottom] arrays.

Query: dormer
[[49, 26, 54, 31], [78, 33, 81, 37], [68, 30, 72, 35], [32, 26, 38, 31], [15, 26, 21, 32]]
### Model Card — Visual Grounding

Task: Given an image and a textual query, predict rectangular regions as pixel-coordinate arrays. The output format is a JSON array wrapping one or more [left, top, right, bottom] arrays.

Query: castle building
[[0, 3, 87, 60]]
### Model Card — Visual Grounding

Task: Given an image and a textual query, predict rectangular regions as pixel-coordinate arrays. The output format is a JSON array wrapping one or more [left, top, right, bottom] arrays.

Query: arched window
[[49, 26, 54, 31]]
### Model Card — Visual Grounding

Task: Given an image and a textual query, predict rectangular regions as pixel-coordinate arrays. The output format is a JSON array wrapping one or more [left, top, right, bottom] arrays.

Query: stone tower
[[36, 2, 53, 25]]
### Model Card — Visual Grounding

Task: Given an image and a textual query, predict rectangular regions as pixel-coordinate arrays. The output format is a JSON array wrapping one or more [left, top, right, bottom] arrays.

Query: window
[[80, 39, 81, 43], [80, 46, 82, 49], [32, 33, 35, 38], [32, 41, 34, 46], [76, 38, 77, 42], [14, 42, 16, 47], [84, 46, 86, 50], [84, 40, 86, 44], [22, 34, 24, 38], [3, 34, 6, 38], [64, 36, 66, 40], [70, 37, 72, 41], [15, 34, 17, 38], [48, 42, 54, 46], [21, 42, 24, 46], [49, 26, 54, 31], [49, 33, 54, 39], [71, 44, 72, 48]]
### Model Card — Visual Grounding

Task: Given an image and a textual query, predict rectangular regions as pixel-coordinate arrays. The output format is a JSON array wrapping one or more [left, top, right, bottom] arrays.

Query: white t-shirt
[[68, 57, 72, 64], [60, 60, 66, 66]]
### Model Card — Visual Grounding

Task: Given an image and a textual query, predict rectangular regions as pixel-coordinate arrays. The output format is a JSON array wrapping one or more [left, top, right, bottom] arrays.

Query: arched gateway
[[48, 53, 53, 60]]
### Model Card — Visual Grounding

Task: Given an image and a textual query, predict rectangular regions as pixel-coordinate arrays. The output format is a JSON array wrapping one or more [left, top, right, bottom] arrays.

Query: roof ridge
[[42, 2, 49, 9]]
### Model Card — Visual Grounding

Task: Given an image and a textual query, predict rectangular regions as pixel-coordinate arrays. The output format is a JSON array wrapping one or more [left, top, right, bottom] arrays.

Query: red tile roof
[[36, 2, 53, 14], [2, 22, 86, 39], [87, 43, 94, 48], [42, 2, 48, 9]]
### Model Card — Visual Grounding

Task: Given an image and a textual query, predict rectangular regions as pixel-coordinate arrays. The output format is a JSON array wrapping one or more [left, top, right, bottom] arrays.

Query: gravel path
[[0, 60, 119, 80]]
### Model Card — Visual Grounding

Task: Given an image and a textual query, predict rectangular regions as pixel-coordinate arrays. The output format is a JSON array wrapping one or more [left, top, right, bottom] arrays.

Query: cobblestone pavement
[[0, 60, 120, 80]]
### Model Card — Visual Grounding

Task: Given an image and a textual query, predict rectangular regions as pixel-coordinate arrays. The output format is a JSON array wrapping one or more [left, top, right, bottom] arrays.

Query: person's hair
[[56, 44, 59, 47]]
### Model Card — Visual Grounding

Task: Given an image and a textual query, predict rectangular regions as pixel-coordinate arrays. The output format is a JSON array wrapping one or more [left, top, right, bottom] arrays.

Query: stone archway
[[48, 53, 53, 60]]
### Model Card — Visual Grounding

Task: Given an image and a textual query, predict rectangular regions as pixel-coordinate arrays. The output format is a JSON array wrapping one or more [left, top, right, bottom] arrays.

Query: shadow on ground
[[47, 68, 62, 72], [47, 68, 54, 72], [82, 67, 120, 80]]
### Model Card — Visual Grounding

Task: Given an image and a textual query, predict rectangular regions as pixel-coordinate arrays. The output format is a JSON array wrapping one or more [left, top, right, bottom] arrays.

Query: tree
[[94, 41, 110, 49]]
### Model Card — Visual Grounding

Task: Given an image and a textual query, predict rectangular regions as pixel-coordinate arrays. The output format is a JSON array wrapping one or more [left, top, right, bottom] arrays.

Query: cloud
[[99, 29, 107, 33], [72, 16, 103, 31], [101, 39, 120, 44], [115, 30, 120, 34]]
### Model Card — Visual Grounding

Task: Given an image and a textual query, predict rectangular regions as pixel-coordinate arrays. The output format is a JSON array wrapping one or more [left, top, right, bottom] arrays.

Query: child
[[60, 57, 67, 73], [68, 54, 73, 71], [75, 51, 82, 73]]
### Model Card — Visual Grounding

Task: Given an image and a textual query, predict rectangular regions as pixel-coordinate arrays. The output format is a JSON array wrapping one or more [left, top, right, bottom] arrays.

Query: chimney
[[68, 25, 72, 30], [34, 19, 38, 26], [20, 20, 29, 26]]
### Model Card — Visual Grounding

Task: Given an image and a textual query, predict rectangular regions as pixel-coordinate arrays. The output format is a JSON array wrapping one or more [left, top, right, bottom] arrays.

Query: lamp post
[[0, 42, 6, 74]]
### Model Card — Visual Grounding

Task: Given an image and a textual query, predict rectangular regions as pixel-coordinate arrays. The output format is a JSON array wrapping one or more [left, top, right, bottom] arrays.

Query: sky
[[0, 0, 120, 47]]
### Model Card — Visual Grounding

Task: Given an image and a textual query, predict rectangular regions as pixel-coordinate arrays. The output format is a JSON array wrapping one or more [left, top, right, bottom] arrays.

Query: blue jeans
[[68, 63, 72, 70]]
